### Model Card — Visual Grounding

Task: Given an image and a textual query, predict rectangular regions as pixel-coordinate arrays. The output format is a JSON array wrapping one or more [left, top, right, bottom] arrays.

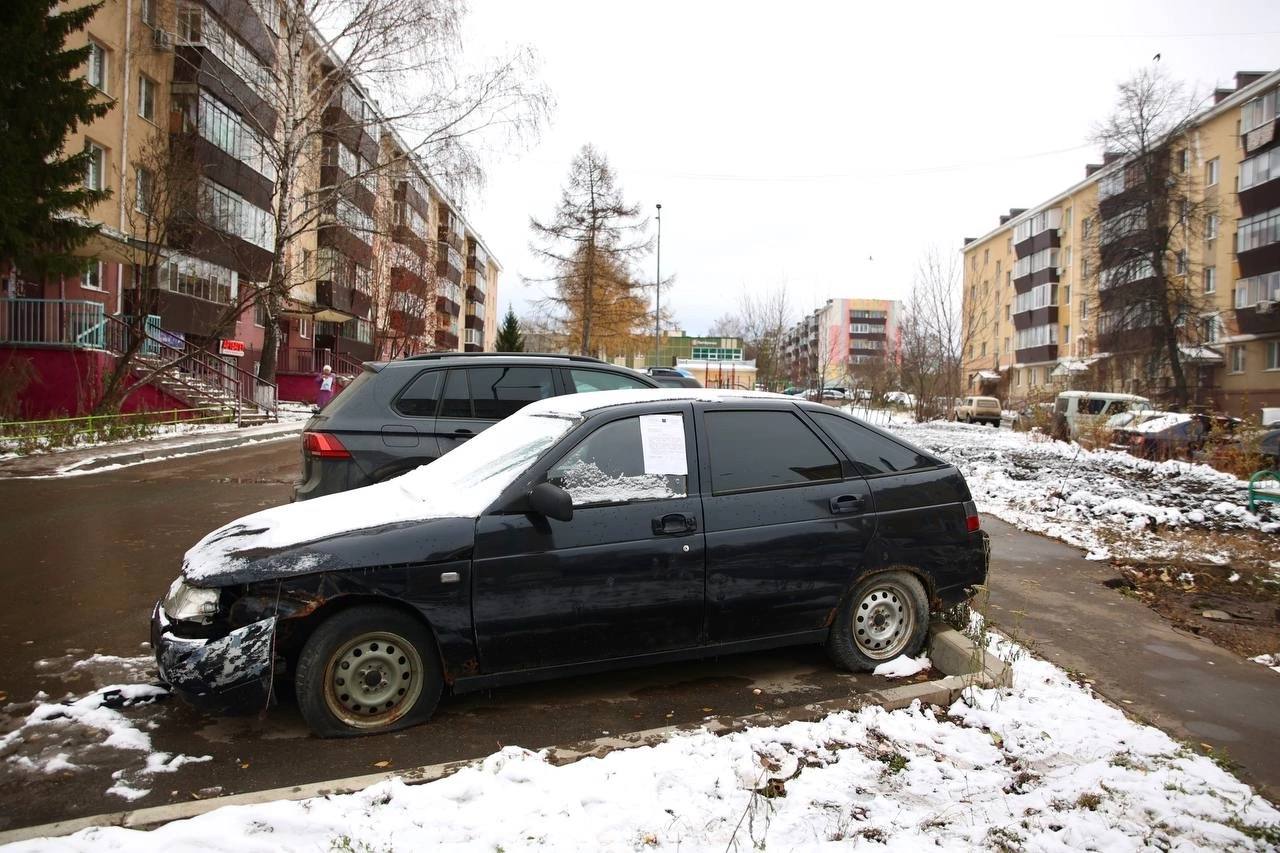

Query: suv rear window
[[810, 412, 937, 476], [394, 370, 443, 417], [468, 366, 556, 419], [312, 368, 376, 417], [569, 369, 651, 393]]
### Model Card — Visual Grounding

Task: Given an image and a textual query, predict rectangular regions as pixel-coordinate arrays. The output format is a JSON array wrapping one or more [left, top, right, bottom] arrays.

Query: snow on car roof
[[1129, 413, 1194, 434], [523, 388, 787, 417]]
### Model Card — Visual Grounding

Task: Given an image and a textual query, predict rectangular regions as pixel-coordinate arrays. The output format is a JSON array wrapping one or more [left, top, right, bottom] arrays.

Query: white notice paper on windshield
[[639, 414, 687, 475]]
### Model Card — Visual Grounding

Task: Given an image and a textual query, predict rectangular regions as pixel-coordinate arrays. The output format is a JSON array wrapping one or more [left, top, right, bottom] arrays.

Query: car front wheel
[[827, 571, 929, 672], [295, 605, 442, 737]]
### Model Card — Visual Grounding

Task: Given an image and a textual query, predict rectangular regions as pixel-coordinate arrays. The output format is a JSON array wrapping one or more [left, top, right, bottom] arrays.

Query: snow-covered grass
[[891, 420, 1280, 565], [7, 634, 1277, 851]]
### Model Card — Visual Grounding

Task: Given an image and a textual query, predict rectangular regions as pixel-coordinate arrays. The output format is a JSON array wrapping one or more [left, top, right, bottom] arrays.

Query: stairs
[[133, 355, 273, 425]]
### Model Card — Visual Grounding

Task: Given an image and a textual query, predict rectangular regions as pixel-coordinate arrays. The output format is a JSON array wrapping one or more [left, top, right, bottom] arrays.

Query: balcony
[[315, 318, 374, 362], [437, 242, 463, 285], [434, 328, 459, 349], [1013, 208, 1063, 258], [436, 279, 461, 316], [465, 313, 484, 331], [438, 211, 466, 253], [391, 310, 428, 337], [171, 46, 276, 133], [315, 280, 371, 322], [463, 328, 483, 351]]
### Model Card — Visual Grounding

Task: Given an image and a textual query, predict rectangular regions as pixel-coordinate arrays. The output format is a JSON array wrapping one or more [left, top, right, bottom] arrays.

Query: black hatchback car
[[155, 390, 988, 737], [293, 353, 659, 500]]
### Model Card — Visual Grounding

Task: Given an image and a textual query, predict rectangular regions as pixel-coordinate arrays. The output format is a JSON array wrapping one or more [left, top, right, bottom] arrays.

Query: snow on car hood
[[182, 411, 578, 584]]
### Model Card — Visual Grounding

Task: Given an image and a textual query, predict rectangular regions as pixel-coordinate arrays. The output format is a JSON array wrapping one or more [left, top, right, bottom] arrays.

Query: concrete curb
[[0, 625, 1010, 844]]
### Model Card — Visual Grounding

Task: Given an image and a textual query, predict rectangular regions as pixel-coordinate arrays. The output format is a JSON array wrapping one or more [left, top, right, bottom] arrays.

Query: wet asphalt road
[[0, 441, 896, 831]]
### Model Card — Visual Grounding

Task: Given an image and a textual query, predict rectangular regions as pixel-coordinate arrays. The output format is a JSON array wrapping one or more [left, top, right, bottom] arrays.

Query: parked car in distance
[[883, 391, 915, 407], [1053, 391, 1153, 440], [954, 396, 1002, 427], [1112, 412, 1243, 460], [1261, 428, 1280, 466], [643, 367, 702, 389], [294, 353, 659, 501], [156, 390, 990, 737]]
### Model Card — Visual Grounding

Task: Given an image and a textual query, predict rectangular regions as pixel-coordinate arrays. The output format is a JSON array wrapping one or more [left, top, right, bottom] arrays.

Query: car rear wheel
[[827, 571, 929, 672], [295, 605, 442, 737]]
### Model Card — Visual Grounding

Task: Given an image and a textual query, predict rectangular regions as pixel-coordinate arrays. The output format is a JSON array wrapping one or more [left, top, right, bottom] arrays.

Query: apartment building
[[782, 297, 903, 386], [8, 0, 499, 409], [961, 69, 1280, 417]]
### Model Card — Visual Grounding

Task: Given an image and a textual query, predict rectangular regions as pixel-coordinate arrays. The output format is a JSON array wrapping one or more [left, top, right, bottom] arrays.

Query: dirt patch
[[1106, 543, 1280, 659]]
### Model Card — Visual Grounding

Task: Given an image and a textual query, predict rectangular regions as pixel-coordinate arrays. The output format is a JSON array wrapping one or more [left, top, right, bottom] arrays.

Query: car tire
[[827, 570, 929, 672], [295, 605, 443, 738]]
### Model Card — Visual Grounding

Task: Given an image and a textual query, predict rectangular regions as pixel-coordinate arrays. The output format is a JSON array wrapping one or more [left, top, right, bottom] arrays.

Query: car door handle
[[652, 513, 697, 535], [829, 494, 865, 514], [453, 428, 473, 437]]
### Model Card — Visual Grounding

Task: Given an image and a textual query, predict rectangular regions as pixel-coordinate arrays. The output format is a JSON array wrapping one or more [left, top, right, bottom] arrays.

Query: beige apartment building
[[13, 0, 499, 393], [961, 69, 1280, 418]]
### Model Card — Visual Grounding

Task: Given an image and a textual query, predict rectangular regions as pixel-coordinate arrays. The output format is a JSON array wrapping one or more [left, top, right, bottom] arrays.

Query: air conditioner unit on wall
[[153, 28, 174, 50], [1257, 299, 1275, 314]]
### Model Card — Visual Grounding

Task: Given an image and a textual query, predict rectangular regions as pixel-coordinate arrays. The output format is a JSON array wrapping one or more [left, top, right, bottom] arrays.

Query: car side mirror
[[528, 482, 573, 522]]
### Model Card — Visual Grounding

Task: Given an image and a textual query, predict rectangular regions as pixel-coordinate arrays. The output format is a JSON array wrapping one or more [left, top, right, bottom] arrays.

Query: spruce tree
[[495, 306, 525, 352], [0, 0, 111, 280]]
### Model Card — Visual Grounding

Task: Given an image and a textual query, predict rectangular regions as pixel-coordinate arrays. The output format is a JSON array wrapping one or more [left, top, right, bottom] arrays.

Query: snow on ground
[[0, 655, 210, 801], [890, 420, 1280, 564], [7, 634, 1277, 851], [1252, 653, 1280, 674]]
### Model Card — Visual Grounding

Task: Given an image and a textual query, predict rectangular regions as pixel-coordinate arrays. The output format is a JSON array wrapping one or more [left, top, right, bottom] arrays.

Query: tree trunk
[[258, 291, 281, 384]]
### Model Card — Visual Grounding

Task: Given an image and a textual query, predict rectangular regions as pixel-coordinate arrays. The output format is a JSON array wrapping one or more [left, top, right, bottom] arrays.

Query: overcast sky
[[457, 0, 1280, 335]]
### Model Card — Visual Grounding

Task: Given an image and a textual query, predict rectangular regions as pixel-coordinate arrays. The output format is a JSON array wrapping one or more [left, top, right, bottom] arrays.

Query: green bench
[[1247, 470, 1280, 514]]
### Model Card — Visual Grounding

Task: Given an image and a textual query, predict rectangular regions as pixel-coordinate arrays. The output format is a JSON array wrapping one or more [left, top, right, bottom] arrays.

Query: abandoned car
[[153, 390, 990, 737]]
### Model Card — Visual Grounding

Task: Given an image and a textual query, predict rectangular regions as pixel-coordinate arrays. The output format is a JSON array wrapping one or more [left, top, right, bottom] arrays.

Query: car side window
[[468, 366, 556, 420], [547, 414, 688, 506], [1083, 398, 1108, 415], [394, 370, 442, 417], [439, 369, 472, 418], [810, 412, 937, 476], [705, 410, 840, 494], [569, 369, 651, 393]]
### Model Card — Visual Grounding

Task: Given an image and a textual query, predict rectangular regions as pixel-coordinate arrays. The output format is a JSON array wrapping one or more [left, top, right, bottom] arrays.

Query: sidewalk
[[0, 419, 305, 478], [983, 515, 1280, 803]]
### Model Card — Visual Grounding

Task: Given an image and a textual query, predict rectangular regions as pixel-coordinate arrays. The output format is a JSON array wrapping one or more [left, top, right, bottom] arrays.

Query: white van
[[1054, 391, 1153, 439]]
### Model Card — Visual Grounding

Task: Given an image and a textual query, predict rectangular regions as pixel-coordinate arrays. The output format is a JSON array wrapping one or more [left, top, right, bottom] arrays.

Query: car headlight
[[163, 576, 221, 624]]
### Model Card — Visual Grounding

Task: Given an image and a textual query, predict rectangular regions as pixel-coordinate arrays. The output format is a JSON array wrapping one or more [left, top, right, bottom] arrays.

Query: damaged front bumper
[[151, 603, 277, 715]]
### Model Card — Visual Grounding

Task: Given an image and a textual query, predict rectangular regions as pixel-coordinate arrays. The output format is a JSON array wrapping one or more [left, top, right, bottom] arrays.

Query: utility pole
[[653, 203, 662, 367]]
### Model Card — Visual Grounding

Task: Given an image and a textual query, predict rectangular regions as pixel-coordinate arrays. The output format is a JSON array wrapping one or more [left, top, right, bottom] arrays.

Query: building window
[[84, 142, 106, 191], [298, 317, 309, 339], [1229, 345, 1246, 373], [87, 40, 107, 92], [1201, 316, 1218, 343], [1175, 251, 1188, 275], [1241, 89, 1278, 134], [1204, 266, 1216, 294], [197, 91, 275, 180], [1241, 148, 1280, 191], [82, 260, 104, 291], [1237, 207, 1280, 253], [1175, 148, 1188, 172], [1206, 158, 1220, 187], [1080, 298, 1088, 319], [1206, 213, 1219, 241], [140, 0, 156, 26], [135, 166, 153, 215], [254, 299, 268, 326], [1064, 284, 1071, 305], [1268, 341, 1280, 371], [138, 74, 156, 122], [980, 342, 987, 357], [1235, 271, 1280, 307]]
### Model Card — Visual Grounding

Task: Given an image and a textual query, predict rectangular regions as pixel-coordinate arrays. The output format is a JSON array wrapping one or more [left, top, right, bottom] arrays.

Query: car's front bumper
[[151, 603, 277, 715]]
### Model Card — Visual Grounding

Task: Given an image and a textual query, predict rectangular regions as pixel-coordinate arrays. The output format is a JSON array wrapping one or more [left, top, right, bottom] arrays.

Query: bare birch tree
[[901, 247, 974, 420], [1085, 67, 1214, 410], [179, 0, 549, 382]]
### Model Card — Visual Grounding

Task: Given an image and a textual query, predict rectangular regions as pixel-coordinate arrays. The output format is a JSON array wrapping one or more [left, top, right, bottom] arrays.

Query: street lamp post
[[653, 203, 662, 368]]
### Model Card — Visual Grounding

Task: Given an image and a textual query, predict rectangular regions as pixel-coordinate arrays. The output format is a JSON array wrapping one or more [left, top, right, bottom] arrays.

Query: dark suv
[[293, 353, 659, 501], [156, 390, 988, 737]]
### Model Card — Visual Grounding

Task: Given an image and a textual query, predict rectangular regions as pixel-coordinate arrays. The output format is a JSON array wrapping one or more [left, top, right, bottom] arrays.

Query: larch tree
[[0, 0, 111, 281], [529, 145, 652, 356]]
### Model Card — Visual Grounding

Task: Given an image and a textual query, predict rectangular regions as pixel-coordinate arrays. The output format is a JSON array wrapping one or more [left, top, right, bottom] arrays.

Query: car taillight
[[304, 431, 350, 459], [963, 499, 981, 533]]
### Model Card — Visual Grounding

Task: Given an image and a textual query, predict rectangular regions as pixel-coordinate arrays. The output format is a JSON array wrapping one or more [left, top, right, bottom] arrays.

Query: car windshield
[[183, 410, 578, 582]]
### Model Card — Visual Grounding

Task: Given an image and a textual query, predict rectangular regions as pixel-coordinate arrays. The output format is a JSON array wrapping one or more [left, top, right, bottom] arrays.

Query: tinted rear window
[[394, 370, 443, 417], [705, 410, 841, 494], [810, 412, 938, 476], [468, 366, 556, 419], [570, 369, 652, 392]]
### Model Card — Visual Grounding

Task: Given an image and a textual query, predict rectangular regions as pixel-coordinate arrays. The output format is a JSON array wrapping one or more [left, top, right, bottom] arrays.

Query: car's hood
[[181, 513, 476, 587]]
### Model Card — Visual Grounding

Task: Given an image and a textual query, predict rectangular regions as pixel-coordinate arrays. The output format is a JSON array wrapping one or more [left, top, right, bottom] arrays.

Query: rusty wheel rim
[[323, 630, 423, 730]]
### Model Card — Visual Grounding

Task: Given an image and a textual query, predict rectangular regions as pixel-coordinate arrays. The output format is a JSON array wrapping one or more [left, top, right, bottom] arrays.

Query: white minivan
[[1054, 391, 1153, 439]]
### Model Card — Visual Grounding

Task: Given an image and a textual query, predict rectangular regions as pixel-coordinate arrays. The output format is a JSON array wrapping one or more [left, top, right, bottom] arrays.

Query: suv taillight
[[963, 499, 981, 533], [305, 431, 350, 459]]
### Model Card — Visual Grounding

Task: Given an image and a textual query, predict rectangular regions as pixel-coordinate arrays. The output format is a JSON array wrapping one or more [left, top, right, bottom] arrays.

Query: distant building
[[782, 298, 903, 386]]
